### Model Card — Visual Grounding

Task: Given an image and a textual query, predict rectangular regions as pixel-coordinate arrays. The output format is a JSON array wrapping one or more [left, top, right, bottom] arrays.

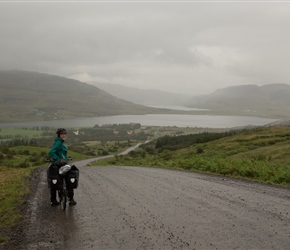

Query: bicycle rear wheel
[[60, 178, 67, 211]]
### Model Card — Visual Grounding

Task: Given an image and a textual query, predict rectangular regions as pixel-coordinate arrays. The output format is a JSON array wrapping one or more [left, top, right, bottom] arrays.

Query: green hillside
[[93, 126, 290, 187], [0, 70, 158, 122]]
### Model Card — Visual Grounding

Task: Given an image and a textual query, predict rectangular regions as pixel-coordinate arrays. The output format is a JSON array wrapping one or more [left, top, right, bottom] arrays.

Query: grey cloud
[[0, 2, 290, 95]]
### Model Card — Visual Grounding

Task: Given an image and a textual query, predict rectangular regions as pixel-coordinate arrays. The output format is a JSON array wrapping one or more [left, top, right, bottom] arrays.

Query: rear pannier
[[47, 165, 61, 190], [66, 165, 79, 189]]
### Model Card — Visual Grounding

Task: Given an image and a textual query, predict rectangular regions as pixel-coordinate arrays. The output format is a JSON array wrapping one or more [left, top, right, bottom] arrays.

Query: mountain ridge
[[89, 81, 192, 106], [185, 83, 290, 118], [0, 70, 160, 122], [1, 70, 290, 123], [88, 80, 290, 119]]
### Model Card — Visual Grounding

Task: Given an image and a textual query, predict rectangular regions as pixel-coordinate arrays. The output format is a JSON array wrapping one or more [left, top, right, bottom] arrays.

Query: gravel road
[[2, 157, 290, 250]]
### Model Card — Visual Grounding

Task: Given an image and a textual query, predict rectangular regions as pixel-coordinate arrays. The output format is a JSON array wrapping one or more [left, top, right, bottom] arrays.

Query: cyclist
[[48, 128, 77, 206]]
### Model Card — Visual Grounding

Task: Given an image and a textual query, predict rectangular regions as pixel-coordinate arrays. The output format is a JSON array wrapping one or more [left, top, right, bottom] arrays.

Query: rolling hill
[[0, 70, 160, 122], [90, 81, 290, 119], [1, 70, 290, 123], [185, 84, 290, 118]]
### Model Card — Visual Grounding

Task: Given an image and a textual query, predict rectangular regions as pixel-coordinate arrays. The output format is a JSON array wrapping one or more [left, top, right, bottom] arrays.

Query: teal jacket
[[48, 136, 68, 163]]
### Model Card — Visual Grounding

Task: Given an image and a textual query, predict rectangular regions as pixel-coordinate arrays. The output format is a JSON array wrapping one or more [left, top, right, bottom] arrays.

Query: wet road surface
[[4, 158, 290, 250]]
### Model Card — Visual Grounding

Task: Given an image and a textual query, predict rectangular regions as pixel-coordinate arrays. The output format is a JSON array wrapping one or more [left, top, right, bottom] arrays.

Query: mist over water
[[0, 114, 278, 129], [145, 105, 209, 111]]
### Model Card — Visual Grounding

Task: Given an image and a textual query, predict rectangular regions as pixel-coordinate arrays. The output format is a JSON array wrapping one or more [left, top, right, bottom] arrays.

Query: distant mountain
[[0, 70, 160, 122], [185, 83, 290, 118], [91, 82, 290, 118], [2, 70, 288, 123], [89, 82, 192, 107]]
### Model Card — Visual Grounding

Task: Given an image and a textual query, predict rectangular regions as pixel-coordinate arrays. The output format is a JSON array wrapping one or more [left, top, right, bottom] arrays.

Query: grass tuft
[[0, 166, 35, 240]]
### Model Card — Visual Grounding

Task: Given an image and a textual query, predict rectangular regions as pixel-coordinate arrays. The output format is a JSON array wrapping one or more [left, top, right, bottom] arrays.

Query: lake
[[0, 114, 278, 129]]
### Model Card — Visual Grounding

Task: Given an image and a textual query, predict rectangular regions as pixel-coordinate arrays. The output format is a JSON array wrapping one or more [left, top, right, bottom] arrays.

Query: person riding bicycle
[[48, 128, 77, 206]]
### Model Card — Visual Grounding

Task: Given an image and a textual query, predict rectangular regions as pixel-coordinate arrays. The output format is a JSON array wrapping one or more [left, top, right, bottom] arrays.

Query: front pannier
[[66, 165, 79, 189]]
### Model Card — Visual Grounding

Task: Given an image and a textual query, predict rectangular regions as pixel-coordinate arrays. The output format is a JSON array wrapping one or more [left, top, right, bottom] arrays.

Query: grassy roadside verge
[[0, 166, 35, 243], [93, 154, 290, 187], [91, 126, 290, 187]]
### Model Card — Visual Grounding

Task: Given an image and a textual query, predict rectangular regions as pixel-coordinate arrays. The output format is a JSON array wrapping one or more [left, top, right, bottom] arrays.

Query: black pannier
[[47, 165, 61, 190], [66, 165, 79, 189]]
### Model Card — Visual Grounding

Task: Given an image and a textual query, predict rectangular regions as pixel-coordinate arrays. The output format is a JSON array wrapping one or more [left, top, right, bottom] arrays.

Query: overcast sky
[[1, 1, 290, 96]]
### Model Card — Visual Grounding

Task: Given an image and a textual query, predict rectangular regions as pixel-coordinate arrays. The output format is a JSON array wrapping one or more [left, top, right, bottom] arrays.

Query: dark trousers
[[50, 188, 74, 201]]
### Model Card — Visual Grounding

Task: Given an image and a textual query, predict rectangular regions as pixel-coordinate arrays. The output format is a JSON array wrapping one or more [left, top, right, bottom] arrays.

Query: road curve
[[3, 159, 290, 249]]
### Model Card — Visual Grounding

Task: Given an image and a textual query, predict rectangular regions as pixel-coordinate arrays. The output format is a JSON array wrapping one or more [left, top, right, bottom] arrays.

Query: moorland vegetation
[[93, 126, 290, 187]]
